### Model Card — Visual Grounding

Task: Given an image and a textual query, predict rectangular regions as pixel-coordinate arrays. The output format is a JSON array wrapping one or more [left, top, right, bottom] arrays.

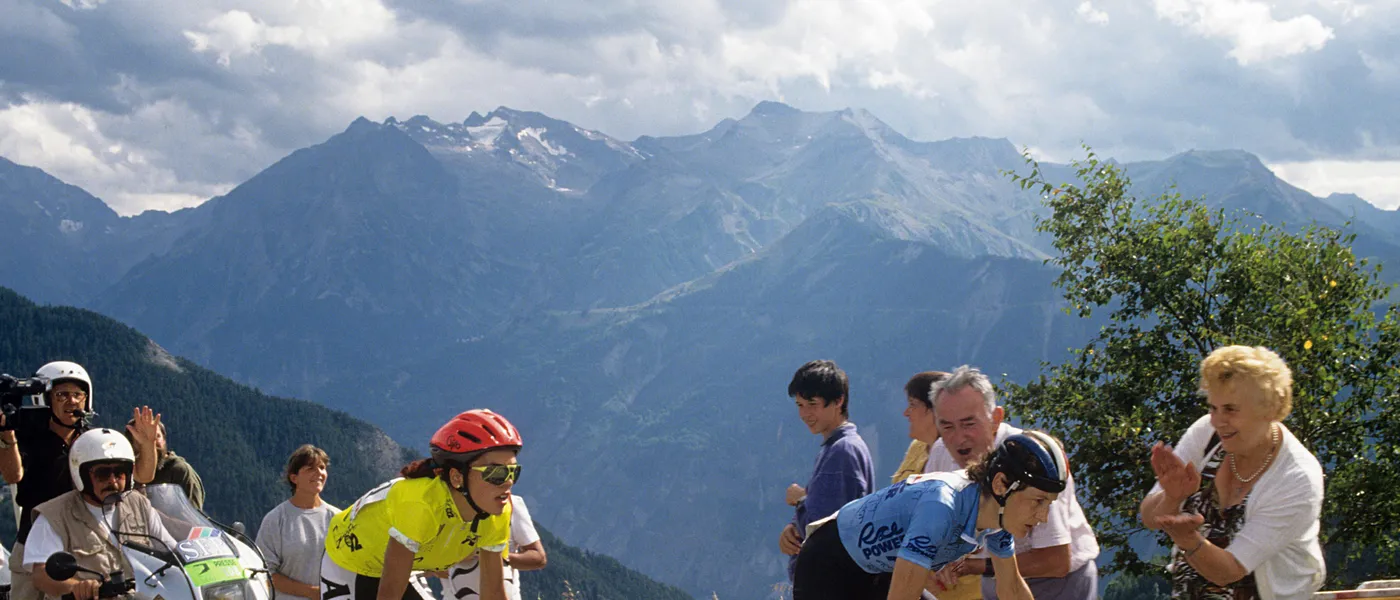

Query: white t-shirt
[[926, 422, 1101, 571], [443, 496, 542, 600], [23, 500, 178, 570], [1149, 414, 1325, 600], [255, 499, 340, 600]]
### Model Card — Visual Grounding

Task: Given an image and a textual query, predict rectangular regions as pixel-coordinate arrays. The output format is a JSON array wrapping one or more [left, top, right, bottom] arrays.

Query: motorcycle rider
[[21, 428, 177, 600], [0, 362, 160, 600]]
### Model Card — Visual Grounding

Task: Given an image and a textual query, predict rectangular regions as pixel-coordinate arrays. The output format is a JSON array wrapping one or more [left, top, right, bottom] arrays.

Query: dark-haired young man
[[777, 360, 874, 583]]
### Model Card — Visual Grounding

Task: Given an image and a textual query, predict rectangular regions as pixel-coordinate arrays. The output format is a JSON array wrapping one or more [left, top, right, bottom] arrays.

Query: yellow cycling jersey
[[325, 476, 512, 576]]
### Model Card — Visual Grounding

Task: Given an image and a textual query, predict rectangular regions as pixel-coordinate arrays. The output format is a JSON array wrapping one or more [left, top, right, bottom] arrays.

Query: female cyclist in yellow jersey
[[322, 410, 523, 600]]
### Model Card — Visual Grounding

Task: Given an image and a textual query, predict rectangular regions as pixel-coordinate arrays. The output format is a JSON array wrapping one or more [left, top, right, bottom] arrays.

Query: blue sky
[[1, 0, 1397, 214]]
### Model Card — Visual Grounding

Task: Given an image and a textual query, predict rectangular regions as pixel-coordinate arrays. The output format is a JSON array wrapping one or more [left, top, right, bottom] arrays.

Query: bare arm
[[1140, 491, 1187, 530], [508, 541, 546, 571], [1157, 515, 1249, 586], [885, 558, 930, 600], [133, 450, 156, 485], [376, 538, 416, 600], [990, 554, 1034, 600], [1007, 544, 1071, 579], [477, 550, 508, 600], [0, 426, 22, 483], [1175, 537, 1249, 586], [271, 574, 321, 600]]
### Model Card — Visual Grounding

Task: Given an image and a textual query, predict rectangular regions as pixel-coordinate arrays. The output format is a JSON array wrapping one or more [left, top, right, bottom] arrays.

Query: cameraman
[[0, 362, 158, 600]]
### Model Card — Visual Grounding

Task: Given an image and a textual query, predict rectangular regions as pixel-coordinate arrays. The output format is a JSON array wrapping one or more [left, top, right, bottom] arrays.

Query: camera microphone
[[71, 409, 96, 428]]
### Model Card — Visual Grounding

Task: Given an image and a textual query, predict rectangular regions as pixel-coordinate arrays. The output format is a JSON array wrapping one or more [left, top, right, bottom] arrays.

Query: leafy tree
[[1001, 149, 1400, 583]]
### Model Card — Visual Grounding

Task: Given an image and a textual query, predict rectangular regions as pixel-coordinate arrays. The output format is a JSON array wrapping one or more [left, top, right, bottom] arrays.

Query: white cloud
[[1154, 0, 1334, 64], [0, 98, 240, 215], [182, 0, 397, 66], [1271, 160, 1400, 209], [183, 11, 309, 67], [1077, 1, 1110, 24], [56, 0, 105, 9]]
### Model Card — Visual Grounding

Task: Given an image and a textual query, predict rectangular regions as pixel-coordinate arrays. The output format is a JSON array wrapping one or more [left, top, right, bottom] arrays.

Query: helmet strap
[[464, 494, 487, 519], [991, 480, 1021, 531], [447, 465, 489, 519]]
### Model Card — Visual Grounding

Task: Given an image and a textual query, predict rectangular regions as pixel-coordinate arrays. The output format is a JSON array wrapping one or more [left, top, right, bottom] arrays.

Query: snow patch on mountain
[[517, 127, 568, 156], [467, 117, 508, 149]]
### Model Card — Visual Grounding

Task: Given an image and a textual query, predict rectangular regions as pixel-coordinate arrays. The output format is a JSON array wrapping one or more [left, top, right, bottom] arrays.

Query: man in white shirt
[[443, 495, 547, 600], [23, 429, 178, 600], [925, 366, 1100, 600]]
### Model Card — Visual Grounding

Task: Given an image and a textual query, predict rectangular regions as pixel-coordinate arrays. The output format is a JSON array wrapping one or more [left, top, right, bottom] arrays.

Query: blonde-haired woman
[[1140, 345, 1325, 600]]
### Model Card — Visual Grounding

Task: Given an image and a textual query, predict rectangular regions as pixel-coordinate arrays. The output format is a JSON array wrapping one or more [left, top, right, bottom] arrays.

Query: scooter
[[43, 484, 273, 600]]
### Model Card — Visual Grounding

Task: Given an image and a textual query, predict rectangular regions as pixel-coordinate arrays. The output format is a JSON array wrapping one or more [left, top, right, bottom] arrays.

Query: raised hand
[[1150, 441, 1200, 501], [128, 406, 162, 450]]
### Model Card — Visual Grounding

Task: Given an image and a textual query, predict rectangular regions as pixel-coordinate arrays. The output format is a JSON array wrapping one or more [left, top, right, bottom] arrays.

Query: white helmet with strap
[[29, 361, 93, 411], [68, 428, 134, 494]]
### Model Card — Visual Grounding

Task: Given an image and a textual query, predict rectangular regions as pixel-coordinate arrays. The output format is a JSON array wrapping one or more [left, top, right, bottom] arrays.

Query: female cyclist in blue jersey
[[791, 430, 1071, 600]]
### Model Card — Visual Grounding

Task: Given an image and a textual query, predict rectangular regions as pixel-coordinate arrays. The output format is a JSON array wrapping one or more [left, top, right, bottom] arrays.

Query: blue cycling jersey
[[835, 471, 1014, 574]]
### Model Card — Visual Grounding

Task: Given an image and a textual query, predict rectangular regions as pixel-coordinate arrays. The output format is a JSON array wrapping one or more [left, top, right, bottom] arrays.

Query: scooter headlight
[[202, 581, 249, 600]]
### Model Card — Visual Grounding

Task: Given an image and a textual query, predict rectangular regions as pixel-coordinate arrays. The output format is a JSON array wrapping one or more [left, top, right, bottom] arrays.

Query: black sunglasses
[[91, 465, 128, 481]]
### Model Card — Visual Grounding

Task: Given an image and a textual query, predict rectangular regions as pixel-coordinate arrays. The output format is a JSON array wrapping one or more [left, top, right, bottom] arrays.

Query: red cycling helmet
[[429, 409, 522, 465]]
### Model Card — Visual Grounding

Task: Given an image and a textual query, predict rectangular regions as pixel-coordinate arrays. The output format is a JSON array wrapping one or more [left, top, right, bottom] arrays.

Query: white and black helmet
[[28, 361, 93, 411], [68, 428, 134, 494]]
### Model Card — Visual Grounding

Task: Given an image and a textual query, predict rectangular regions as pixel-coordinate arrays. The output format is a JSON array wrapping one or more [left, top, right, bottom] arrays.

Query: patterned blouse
[[1170, 436, 1260, 600]]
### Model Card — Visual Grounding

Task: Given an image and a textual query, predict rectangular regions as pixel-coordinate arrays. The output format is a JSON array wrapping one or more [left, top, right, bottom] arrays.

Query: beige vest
[[33, 490, 154, 591]]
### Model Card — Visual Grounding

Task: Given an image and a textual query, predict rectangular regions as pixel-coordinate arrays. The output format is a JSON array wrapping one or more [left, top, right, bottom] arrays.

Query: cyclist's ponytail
[[399, 458, 439, 479], [965, 455, 994, 496]]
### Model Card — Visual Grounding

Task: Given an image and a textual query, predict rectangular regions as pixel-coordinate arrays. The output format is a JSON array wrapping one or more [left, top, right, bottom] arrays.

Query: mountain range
[[2, 101, 1396, 599]]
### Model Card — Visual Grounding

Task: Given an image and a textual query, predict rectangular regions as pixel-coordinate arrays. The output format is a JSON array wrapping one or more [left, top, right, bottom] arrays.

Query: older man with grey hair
[[924, 365, 1101, 600]]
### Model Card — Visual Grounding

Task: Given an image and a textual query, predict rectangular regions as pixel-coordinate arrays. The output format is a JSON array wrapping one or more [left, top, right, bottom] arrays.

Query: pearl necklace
[[1229, 423, 1280, 490]]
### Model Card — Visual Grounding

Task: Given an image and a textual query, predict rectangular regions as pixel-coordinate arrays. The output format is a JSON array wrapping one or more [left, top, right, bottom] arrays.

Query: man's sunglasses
[[91, 465, 129, 481], [470, 464, 521, 486]]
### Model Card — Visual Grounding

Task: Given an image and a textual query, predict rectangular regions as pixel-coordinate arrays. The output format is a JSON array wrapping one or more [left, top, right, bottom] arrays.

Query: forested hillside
[[0, 286, 411, 532]]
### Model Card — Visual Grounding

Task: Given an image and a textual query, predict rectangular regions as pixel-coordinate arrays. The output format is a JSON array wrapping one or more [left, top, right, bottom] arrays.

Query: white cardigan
[[1150, 414, 1326, 600]]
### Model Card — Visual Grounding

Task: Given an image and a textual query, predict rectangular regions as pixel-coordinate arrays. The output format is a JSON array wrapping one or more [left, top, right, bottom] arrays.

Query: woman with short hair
[[256, 445, 338, 600], [1140, 345, 1326, 600]]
